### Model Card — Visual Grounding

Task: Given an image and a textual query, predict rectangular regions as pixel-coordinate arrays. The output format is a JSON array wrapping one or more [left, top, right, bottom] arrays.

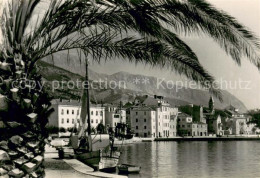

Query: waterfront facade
[[130, 95, 178, 138], [130, 106, 156, 138], [48, 99, 105, 130], [177, 112, 208, 136]]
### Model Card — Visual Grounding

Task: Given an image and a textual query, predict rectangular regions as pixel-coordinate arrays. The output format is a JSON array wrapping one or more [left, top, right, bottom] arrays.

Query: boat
[[118, 164, 141, 174], [70, 61, 120, 172], [75, 143, 121, 171]]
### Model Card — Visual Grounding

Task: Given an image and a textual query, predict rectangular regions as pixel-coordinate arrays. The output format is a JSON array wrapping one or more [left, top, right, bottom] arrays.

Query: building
[[130, 95, 178, 138], [169, 108, 178, 137], [104, 104, 126, 129], [130, 106, 156, 138], [223, 106, 254, 135], [177, 112, 208, 136], [48, 99, 105, 130], [212, 115, 224, 136]]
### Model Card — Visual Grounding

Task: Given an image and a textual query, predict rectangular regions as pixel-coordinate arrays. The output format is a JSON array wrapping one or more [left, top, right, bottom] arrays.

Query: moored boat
[[118, 164, 141, 174]]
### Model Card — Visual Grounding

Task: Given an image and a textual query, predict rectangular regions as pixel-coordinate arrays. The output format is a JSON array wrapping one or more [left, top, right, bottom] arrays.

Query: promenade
[[44, 145, 127, 178]]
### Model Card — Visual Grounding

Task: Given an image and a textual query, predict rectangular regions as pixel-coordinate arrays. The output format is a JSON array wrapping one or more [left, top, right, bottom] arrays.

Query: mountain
[[37, 60, 248, 113]]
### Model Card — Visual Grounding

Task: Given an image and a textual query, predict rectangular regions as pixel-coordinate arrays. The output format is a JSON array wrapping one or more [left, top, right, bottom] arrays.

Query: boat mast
[[85, 61, 92, 151], [119, 101, 122, 124], [78, 60, 92, 151]]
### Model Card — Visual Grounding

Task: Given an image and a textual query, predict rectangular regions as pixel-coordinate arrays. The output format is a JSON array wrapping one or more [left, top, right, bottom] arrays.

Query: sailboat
[[70, 61, 120, 172]]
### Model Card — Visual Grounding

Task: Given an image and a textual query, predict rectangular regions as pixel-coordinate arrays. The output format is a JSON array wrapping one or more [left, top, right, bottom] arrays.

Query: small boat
[[118, 164, 141, 174]]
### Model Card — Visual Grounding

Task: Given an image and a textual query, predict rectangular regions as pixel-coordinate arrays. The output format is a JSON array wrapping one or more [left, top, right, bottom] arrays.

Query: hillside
[[37, 60, 248, 112]]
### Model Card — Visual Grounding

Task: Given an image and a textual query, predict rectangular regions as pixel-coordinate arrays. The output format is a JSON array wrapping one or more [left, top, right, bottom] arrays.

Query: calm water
[[119, 141, 260, 178]]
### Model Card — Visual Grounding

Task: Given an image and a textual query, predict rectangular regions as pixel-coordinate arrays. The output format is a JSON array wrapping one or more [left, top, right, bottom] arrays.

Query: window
[[100, 111, 103, 116], [144, 126, 146, 129], [77, 119, 80, 123], [136, 112, 138, 115], [96, 111, 98, 116], [144, 119, 146, 122], [96, 119, 98, 123], [144, 111, 146, 115], [136, 119, 138, 122], [67, 119, 69, 123], [188, 125, 190, 128], [91, 111, 93, 115], [136, 126, 138, 129], [72, 110, 74, 114], [182, 125, 185, 128], [61, 109, 64, 115], [61, 118, 64, 124], [91, 119, 93, 123], [67, 110, 69, 114], [114, 114, 120, 118], [77, 110, 79, 115], [72, 119, 74, 124]]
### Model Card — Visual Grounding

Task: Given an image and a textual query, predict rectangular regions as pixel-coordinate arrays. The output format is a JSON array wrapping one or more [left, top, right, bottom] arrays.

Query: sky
[[0, 0, 260, 109], [90, 0, 260, 110]]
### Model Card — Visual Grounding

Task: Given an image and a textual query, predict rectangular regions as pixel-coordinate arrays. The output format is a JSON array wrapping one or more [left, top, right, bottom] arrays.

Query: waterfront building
[[130, 95, 178, 138], [169, 108, 178, 137], [48, 99, 105, 130], [130, 106, 156, 138], [212, 115, 224, 135], [104, 104, 126, 129], [223, 106, 255, 135], [177, 112, 208, 136]]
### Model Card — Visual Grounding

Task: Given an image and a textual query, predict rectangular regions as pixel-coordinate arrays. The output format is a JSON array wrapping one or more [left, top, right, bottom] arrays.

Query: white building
[[48, 99, 105, 130], [130, 95, 178, 138], [130, 106, 156, 138]]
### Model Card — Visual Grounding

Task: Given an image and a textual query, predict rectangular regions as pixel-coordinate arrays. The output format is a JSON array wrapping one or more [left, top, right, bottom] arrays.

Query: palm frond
[[2, 0, 260, 101]]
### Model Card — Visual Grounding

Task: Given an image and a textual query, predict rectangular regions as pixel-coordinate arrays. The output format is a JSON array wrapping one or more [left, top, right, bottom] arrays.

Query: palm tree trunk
[[0, 58, 53, 177]]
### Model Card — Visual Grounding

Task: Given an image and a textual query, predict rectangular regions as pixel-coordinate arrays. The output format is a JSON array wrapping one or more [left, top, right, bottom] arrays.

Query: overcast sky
[[90, 0, 260, 110], [0, 0, 260, 109]]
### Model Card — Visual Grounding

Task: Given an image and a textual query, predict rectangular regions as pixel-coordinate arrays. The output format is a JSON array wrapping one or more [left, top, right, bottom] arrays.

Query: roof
[[142, 96, 170, 107], [51, 99, 103, 108], [131, 105, 156, 111], [178, 112, 192, 118]]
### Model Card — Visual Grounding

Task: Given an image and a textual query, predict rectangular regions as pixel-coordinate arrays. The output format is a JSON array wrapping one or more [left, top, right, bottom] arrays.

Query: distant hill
[[37, 60, 248, 113]]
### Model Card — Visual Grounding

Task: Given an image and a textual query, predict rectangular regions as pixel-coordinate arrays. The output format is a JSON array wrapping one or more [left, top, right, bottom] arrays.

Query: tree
[[96, 123, 105, 134], [0, 0, 259, 177]]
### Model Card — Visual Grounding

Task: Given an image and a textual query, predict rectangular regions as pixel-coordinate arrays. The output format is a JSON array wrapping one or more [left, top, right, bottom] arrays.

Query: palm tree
[[0, 0, 259, 177]]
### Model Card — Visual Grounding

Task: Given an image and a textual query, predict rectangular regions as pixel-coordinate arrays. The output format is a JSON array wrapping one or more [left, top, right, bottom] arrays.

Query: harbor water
[[119, 141, 260, 178]]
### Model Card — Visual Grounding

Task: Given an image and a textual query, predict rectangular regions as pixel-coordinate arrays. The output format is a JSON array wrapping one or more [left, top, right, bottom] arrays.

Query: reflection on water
[[119, 141, 260, 178]]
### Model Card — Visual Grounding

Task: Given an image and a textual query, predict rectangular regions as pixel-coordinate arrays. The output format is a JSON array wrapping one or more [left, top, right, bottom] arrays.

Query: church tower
[[208, 96, 214, 114]]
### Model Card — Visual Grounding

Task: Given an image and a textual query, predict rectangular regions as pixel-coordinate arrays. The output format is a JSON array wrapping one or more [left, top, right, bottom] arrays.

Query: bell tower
[[209, 96, 214, 114]]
